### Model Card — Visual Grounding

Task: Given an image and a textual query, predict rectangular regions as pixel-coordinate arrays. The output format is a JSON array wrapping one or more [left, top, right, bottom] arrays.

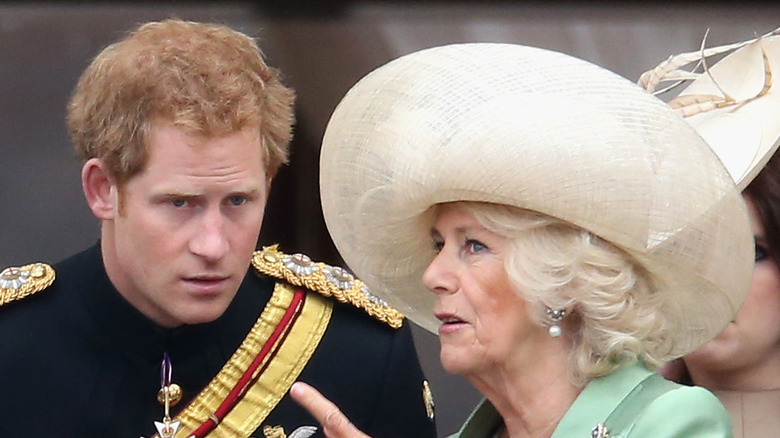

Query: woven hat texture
[[320, 43, 753, 358]]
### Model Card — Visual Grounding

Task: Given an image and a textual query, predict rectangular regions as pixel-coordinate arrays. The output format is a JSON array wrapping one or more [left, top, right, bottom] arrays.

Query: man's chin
[[176, 301, 234, 326]]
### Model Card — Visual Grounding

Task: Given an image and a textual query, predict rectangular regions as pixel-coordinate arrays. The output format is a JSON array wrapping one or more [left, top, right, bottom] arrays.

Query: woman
[[292, 43, 754, 437], [644, 30, 780, 438], [678, 156, 780, 437]]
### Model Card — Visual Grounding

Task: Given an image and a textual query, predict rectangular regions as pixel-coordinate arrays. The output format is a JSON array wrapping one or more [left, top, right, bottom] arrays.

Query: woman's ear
[[82, 158, 118, 220]]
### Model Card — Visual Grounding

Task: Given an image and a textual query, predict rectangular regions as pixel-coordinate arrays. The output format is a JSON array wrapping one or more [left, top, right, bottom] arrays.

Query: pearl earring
[[546, 307, 566, 337]]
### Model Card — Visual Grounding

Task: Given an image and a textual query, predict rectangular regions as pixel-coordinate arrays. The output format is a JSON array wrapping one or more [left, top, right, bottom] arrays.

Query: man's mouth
[[182, 275, 230, 294]]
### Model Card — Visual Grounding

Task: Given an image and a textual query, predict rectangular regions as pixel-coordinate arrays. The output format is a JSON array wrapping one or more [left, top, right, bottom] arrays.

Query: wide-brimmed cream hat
[[320, 43, 753, 358], [640, 28, 780, 190]]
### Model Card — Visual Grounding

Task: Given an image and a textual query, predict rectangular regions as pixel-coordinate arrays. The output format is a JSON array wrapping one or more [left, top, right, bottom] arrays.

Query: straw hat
[[640, 28, 780, 190], [320, 43, 753, 358]]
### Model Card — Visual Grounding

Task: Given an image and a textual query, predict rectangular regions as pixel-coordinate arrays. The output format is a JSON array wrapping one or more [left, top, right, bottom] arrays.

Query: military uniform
[[0, 244, 436, 438]]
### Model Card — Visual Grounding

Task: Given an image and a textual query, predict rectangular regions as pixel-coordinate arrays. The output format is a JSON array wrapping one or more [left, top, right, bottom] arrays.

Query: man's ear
[[82, 158, 118, 220]]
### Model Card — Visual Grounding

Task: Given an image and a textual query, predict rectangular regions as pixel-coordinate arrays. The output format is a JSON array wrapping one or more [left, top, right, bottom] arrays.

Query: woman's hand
[[290, 382, 373, 438]]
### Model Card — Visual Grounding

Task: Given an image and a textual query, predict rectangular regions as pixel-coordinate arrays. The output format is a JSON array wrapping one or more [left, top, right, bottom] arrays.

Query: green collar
[[553, 363, 654, 437]]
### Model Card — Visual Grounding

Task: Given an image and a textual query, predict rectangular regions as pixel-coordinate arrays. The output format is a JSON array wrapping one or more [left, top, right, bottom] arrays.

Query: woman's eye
[[466, 239, 487, 253], [755, 243, 770, 263], [431, 240, 444, 254]]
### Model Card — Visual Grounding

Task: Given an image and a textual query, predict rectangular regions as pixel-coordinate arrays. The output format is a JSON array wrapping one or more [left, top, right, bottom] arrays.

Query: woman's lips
[[436, 312, 467, 335]]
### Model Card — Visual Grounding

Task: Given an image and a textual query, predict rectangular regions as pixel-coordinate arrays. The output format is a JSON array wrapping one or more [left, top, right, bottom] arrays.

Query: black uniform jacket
[[0, 244, 436, 438]]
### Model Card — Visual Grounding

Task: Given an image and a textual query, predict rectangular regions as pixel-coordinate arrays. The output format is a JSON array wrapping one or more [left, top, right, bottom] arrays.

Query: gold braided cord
[[0, 263, 56, 306], [252, 246, 404, 329]]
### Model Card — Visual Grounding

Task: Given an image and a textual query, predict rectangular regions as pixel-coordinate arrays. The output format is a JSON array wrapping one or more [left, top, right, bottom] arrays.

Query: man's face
[[101, 123, 268, 327]]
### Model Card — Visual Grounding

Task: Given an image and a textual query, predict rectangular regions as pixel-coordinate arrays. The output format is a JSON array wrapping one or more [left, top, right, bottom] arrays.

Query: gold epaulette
[[0, 263, 56, 306], [251, 245, 404, 329]]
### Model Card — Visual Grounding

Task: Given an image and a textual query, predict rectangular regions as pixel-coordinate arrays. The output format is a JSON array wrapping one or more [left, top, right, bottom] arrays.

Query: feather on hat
[[640, 27, 780, 190]]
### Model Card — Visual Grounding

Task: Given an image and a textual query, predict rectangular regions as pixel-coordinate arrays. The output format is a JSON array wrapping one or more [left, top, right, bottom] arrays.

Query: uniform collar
[[68, 243, 271, 368]]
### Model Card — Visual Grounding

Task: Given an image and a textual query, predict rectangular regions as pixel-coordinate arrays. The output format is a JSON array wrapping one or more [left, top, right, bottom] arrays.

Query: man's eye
[[228, 196, 247, 206], [755, 242, 770, 263], [431, 240, 444, 254], [171, 199, 187, 208]]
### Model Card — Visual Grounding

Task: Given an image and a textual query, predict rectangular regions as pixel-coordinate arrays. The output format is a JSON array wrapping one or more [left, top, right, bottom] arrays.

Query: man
[[0, 20, 436, 438]]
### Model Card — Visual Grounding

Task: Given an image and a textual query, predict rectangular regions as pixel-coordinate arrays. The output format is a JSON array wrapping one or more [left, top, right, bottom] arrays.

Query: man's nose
[[189, 207, 229, 262]]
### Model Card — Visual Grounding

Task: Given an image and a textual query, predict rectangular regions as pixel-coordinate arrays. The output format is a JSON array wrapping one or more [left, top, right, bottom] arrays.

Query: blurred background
[[1, 2, 777, 434]]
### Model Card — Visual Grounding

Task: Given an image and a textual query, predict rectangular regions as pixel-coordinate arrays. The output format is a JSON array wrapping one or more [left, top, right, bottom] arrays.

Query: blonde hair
[[458, 202, 668, 385], [67, 19, 295, 186]]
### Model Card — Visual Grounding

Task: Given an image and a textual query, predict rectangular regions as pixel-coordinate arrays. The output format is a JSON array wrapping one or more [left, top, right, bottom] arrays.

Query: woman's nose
[[422, 250, 458, 295]]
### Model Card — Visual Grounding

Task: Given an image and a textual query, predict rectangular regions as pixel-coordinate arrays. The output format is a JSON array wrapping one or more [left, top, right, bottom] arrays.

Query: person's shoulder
[[249, 245, 404, 329], [628, 383, 732, 437], [649, 384, 729, 415], [0, 262, 56, 309]]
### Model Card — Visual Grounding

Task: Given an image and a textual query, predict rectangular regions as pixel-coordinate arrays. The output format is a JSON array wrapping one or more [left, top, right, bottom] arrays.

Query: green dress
[[451, 363, 732, 437]]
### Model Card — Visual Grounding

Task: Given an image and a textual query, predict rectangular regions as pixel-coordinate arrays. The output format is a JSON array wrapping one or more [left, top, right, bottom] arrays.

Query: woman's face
[[684, 197, 780, 379], [422, 204, 546, 378]]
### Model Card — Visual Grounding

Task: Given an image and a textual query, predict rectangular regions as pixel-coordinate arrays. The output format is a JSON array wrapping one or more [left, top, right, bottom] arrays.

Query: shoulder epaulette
[[251, 245, 404, 329], [0, 262, 55, 306]]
